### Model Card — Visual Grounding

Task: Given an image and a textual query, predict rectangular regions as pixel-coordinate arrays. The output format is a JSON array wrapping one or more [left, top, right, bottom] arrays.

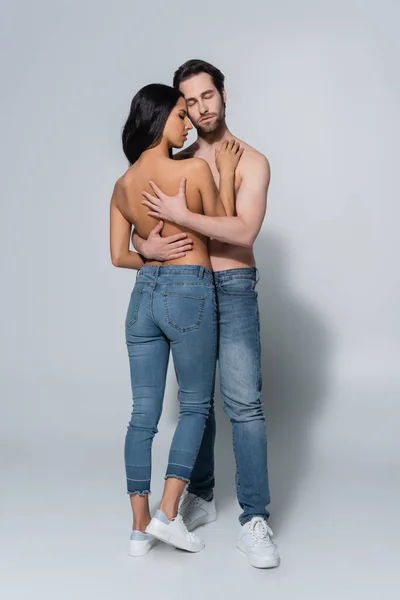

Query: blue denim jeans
[[124, 265, 217, 495], [187, 268, 270, 524]]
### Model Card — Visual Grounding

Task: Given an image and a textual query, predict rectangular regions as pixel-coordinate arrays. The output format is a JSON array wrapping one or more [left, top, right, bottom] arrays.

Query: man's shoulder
[[235, 139, 269, 169], [235, 142, 270, 185], [227, 139, 270, 194]]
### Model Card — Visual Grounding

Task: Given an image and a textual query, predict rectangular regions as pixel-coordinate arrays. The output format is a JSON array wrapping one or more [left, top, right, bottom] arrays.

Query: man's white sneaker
[[128, 530, 155, 557], [146, 510, 205, 552], [178, 492, 217, 531], [237, 517, 280, 569]]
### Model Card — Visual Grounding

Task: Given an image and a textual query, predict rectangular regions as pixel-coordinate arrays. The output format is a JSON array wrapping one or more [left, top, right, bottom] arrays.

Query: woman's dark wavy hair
[[122, 83, 183, 165]]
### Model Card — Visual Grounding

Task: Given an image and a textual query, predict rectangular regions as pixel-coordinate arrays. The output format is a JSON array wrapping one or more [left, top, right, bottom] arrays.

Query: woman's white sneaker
[[237, 517, 280, 569], [128, 530, 155, 557], [146, 509, 205, 552], [179, 492, 217, 531]]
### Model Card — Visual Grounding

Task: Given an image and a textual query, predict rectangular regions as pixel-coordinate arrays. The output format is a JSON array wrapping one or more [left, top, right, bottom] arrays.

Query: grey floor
[[2, 381, 398, 600]]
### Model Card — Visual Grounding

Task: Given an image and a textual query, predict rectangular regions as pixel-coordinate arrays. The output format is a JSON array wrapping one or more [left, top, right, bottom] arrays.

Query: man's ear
[[222, 89, 227, 105]]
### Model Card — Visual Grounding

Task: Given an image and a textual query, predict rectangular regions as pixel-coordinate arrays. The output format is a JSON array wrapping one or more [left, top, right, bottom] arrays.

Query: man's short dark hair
[[173, 59, 225, 98]]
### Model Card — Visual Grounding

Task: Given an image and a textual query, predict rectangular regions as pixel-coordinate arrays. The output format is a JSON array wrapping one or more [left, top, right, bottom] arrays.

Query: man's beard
[[196, 105, 225, 135]]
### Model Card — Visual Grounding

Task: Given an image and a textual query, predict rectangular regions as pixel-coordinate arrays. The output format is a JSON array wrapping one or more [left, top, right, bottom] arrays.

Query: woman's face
[[163, 96, 193, 148]]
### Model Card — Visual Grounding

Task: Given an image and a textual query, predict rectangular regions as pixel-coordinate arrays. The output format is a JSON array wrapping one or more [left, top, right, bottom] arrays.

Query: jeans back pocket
[[163, 292, 206, 333]]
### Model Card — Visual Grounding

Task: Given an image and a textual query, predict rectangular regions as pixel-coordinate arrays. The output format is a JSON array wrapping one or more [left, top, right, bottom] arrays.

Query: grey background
[[1, 0, 399, 598]]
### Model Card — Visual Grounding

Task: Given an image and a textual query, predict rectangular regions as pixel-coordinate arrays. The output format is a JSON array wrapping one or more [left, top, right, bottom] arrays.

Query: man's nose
[[199, 101, 208, 115]]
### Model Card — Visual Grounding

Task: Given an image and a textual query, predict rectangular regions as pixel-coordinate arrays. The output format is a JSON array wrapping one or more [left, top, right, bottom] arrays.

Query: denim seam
[[125, 290, 143, 328], [148, 288, 158, 326], [218, 289, 258, 298], [217, 275, 256, 281], [161, 282, 213, 288], [255, 300, 262, 391], [164, 292, 207, 299], [232, 428, 241, 496]]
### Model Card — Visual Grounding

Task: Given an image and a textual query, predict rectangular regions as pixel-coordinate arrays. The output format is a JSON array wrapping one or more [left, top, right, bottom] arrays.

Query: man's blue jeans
[[187, 268, 270, 524], [124, 265, 217, 495]]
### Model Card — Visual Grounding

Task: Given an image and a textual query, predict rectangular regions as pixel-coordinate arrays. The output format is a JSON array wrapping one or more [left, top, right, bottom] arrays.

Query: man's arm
[[110, 182, 145, 269], [142, 153, 270, 248]]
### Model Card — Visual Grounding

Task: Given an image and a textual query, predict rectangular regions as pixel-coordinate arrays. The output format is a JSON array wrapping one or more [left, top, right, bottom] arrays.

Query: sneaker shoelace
[[250, 518, 274, 546], [181, 493, 201, 514]]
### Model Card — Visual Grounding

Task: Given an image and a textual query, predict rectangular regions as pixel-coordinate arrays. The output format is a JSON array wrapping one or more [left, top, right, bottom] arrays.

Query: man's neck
[[195, 121, 233, 152]]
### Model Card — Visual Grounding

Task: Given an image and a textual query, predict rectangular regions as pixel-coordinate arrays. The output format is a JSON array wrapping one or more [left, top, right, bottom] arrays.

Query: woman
[[110, 84, 242, 556]]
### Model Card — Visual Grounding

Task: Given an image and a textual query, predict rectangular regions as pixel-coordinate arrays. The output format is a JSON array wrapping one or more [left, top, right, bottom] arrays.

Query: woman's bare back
[[116, 156, 211, 268]]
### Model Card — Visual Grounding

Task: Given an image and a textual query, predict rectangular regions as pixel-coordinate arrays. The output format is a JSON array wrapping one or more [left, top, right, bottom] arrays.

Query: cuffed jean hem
[[165, 459, 193, 482], [240, 511, 270, 526], [165, 474, 190, 484], [127, 477, 151, 496]]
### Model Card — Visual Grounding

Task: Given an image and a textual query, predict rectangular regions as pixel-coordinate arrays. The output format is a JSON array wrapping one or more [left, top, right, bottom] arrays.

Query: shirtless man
[[133, 60, 280, 569]]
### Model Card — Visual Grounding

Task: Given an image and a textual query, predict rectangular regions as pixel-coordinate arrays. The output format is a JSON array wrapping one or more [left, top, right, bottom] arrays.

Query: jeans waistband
[[137, 265, 214, 284], [213, 267, 259, 283]]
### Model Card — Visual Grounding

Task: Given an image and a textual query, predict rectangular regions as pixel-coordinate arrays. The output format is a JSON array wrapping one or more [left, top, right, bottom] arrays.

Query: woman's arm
[[197, 140, 243, 217], [194, 159, 231, 217], [194, 158, 236, 218], [215, 140, 241, 216], [110, 183, 144, 269]]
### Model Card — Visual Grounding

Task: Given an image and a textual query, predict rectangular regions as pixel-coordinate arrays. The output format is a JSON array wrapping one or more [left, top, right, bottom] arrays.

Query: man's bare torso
[[175, 138, 261, 272]]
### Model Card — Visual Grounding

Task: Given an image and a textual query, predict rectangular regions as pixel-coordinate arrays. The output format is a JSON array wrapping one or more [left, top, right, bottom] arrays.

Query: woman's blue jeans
[[124, 265, 217, 495]]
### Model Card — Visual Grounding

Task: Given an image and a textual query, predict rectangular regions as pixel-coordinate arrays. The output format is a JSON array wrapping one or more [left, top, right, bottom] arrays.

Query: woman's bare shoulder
[[174, 157, 210, 176]]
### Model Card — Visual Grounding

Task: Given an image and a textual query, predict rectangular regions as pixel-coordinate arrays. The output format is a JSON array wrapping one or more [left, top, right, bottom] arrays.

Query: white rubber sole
[[146, 519, 204, 553], [236, 542, 280, 569], [128, 539, 153, 557], [186, 510, 218, 532]]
